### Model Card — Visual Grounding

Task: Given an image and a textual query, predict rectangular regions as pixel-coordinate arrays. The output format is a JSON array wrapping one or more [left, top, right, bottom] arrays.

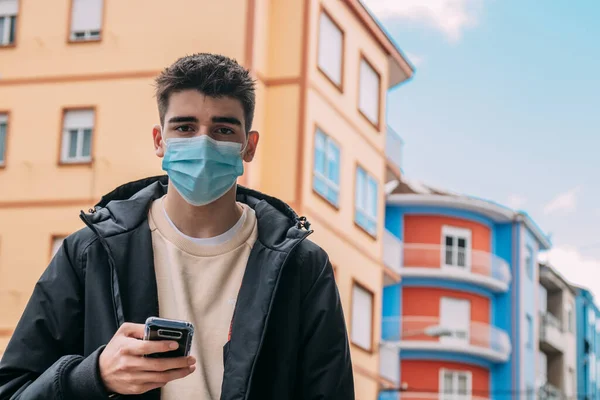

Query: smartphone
[[143, 317, 194, 358]]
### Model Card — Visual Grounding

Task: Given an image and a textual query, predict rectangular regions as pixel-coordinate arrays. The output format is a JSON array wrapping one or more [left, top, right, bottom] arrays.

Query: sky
[[362, 0, 600, 298]]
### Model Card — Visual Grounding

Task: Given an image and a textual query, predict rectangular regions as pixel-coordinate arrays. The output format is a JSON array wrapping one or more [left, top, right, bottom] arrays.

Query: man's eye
[[216, 127, 234, 135], [175, 125, 194, 132]]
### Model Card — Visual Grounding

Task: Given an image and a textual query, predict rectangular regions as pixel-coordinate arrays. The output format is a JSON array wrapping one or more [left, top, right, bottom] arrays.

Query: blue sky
[[363, 0, 600, 296]]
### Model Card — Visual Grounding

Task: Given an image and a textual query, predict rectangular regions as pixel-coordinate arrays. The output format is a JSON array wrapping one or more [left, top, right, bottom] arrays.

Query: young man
[[0, 54, 354, 399]]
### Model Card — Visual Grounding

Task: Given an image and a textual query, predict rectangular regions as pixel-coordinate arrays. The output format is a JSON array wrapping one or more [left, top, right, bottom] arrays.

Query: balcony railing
[[393, 393, 489, 400], [384, 230, 403, 274], [382, 316, 511, 363], [400, 243, 512, 292], [539, 312, 564, 353], [538, 383, 563, 400], [385, 126, 403, 173]]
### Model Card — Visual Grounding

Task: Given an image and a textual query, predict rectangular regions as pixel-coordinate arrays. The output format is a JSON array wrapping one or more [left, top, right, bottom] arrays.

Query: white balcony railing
[[384, 230, 403, 274], [385, 126, 403, 172], [382, 316, 511, 363], [539, 312, 564, 353], [399, 243, 512, 292]]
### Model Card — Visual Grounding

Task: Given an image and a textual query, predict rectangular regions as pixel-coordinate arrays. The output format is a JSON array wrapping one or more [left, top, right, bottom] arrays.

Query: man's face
[[153, 89, 258, 162]]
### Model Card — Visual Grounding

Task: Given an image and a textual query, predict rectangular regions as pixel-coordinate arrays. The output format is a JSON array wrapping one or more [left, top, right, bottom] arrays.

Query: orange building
[[0, 0, 413, 398]]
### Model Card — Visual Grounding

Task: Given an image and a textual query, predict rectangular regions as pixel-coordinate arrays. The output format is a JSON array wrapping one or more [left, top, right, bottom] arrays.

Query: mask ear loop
[[240, 136, 250, 158]]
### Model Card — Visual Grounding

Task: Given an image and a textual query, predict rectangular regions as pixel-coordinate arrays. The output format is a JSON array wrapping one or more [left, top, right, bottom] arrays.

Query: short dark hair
[[155, 53, 256, 133]]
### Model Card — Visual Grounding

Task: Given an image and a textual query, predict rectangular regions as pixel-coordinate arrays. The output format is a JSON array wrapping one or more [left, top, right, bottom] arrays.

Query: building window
[[51, 236, 66, 258], [442, 226, 471, 269], [525, 245, 534, 280], [0, 0, 18, 46], [351, 282, 373, 351], [358, 57, 381, 127], [440, 297, 470, 345], [61, 109, 94, 163], [526, 314, 533, 348], [566, 302, 574, 333], [355, 166, 378, 236], [440, 369, 471, 400], [313, 129, 340, 207], [317, 10, 343, 89], [70, 0, 103, 42], [0, 113, 7, 166]]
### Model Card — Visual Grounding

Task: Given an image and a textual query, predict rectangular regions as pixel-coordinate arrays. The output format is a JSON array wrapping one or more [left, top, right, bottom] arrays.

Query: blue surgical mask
[[162, 135, 244, 206]]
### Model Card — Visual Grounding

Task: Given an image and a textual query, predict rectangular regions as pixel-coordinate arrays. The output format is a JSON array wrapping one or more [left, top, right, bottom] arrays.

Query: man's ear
[[243, 131, 260, 162], [153, 125, 165, 158]]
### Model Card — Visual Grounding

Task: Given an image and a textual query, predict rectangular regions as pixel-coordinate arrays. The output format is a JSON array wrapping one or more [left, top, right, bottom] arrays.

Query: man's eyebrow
[[167, 116, 199, 124], [212, 116, 242, 126]]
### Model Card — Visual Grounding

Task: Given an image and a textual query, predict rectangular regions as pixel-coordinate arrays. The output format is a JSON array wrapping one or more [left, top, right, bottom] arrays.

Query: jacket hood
[[83, 175, 310, 250]]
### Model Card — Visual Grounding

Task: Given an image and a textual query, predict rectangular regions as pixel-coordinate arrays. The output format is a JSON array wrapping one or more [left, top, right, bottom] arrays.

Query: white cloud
[[362, 0, 483, 42], [543, 187, 581, 215], [506, 194, 527, 210], [540, 246, 600, 300], [405, 52, 425, 67]]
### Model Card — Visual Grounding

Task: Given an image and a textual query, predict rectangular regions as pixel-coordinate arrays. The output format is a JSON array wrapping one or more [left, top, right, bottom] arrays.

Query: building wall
[[520, 226, 539, 394], [400, 360, 489, 397], [402, 287, 490, 323], [563, 288, 577, 398], [404, 215, 491, 251]]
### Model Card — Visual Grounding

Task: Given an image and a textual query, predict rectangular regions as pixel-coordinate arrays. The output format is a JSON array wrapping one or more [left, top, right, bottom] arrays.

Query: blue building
[[575, 287, 600, 400], [379, 179, 551, 400]]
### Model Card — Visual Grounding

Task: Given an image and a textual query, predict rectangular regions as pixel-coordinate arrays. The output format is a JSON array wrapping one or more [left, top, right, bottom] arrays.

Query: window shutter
[[317, 12, 343, 86], [71, 0, 103, 32], [351, 285, 372, 350], [359, 59, 380, 125], [64, 109, 95, 130], [0, 0, 18, 16]]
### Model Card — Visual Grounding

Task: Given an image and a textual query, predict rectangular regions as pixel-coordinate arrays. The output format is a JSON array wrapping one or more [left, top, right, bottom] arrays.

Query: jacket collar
[[86, 175, 309, 250]]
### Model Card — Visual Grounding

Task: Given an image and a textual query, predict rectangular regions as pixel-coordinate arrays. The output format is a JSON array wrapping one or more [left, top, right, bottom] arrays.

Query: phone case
[[143, 317, 194, 358]]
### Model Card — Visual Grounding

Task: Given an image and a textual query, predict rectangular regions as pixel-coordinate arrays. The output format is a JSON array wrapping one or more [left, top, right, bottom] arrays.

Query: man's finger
[[118, 323, 146, 339], [135, 365, 196, 385], [126, 337, 179, 356], [133, 356, 196, 372]]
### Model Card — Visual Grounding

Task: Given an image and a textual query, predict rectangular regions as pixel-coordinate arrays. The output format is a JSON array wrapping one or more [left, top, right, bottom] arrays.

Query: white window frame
[[439, 369, 472, 400], [525, 245, 534, 280], [526, 313, 533, 348], [61, 109, 95, 163], [358, 57, 381, 127], [313, 129, 340, 206], [0, 113, 7, 166], [317, 10, 343, 88], [69, 0, 103, 42], [441, 226, 472, 271], [0, 0, 18, 46], [351, 282, 373, 352], [566, 302, 574, 333], [355, 166, 378, 236]]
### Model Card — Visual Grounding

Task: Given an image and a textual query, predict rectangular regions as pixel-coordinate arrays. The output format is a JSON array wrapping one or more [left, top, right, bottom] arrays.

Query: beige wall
[[1, 0, 247, 79]]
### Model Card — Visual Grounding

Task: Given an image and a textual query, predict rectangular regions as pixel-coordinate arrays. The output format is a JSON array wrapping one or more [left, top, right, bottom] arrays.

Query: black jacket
[[0, 176, 354, 400]]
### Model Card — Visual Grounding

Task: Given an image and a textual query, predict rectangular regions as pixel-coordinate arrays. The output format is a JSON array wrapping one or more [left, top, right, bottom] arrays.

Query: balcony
[[382, 316, 511, 363], [385, 126, 403, 174], [379, 344, 400, 385], [397, 393, 489, 400], [538, 383, 563, 400], [400, 244, 512, 293], [539, 312, 564, 353], [384, 230, 403, 274]]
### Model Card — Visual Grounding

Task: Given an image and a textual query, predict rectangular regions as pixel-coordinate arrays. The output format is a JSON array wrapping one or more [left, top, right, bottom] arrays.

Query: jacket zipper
[[79, 210, 124, 328], [241, 217, 312, 400]]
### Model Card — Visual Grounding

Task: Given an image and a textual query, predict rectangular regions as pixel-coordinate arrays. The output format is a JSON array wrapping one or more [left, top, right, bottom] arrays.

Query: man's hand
[[99, 322, 196, 395]]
